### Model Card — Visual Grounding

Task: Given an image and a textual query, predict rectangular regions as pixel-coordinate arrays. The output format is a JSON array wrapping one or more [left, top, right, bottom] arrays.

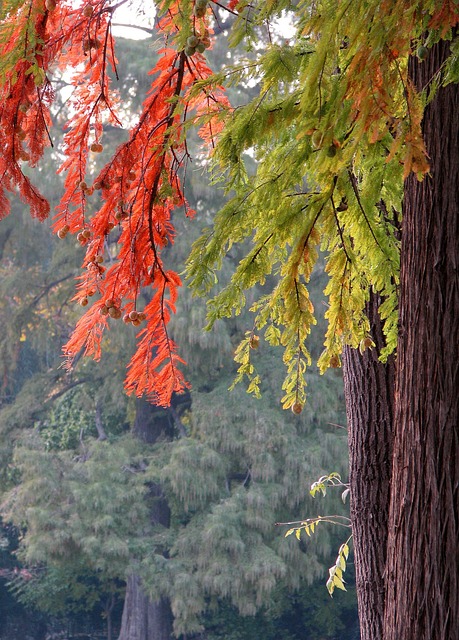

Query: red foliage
[[428, 1, 459, 34], [0, 0, 54, 220], [1, 1, 455, 406], [0, 0, 230, 405]]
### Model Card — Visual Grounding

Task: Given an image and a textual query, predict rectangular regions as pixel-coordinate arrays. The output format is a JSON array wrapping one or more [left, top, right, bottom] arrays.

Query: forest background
[[0, 8, 357, 640]]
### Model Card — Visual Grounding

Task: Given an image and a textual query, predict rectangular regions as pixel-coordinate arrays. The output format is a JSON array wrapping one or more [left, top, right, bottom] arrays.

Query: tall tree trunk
[[118, 398, 174, 640], [342, 292, 395, 640], [384, 40, 459, 640], [118, 574, 173, 640]]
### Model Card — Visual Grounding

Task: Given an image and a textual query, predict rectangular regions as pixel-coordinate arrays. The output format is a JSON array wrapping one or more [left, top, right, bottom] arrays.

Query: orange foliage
[[0, 0, 454, 404], [0, 0, 229, 405], [0, 0, 53, 220], [428, 1, 459, 34]]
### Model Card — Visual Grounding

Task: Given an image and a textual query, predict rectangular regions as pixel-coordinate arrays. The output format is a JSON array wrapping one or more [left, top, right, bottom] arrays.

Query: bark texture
[[118, 574, 173, 640], [343, 293, 395, 640], [384, 40, 459, 640], [118, 398, 177, 640]]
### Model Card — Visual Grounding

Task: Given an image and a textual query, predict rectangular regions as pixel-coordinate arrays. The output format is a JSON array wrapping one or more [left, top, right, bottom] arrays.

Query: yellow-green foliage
[[0, 0, 47, 87], [3, 434, 152, 577], [187, 0, 457, 408]]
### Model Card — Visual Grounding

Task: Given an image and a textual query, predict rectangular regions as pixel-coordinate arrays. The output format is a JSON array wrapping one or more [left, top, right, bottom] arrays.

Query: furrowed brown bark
[[384, 39, 459, 640], [343, 293, 395, 640]]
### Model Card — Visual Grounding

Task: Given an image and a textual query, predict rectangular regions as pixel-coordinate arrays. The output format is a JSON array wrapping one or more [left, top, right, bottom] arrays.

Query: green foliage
[[7, 561, 119, 617], [4, 435, 152, 578], [0, 25, 357, 640], [0, 0, 45, 86], [39, 385, 128, 450], [39, 388, 97, 450], [186, 2, 451, 408], [310, 471, 350, 503], [202, 578, 359, 640], [2, 364, 350, 633], [142, 351, 349, 634], [0, 212, 72, 398], [282, 469, 353, 595]]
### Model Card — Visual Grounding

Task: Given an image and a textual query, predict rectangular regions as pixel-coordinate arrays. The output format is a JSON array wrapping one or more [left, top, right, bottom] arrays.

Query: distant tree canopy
[[0, 0, 457, 406]]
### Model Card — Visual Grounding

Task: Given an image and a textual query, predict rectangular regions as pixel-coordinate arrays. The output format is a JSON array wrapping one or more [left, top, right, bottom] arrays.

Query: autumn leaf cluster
[[1, 0, 458, 406]]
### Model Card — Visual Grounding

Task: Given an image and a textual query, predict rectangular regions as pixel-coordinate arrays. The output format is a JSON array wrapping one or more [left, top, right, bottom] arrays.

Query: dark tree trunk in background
[[118, 398, 175, 640], [384, 39, 459, 640], [132, 396, 173, 443], [342, 292, 395, 640], [118, 575, 173, 640]]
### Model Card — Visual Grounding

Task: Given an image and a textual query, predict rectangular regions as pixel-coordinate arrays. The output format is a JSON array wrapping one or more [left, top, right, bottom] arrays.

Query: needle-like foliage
[[1, 1, 458, 406]]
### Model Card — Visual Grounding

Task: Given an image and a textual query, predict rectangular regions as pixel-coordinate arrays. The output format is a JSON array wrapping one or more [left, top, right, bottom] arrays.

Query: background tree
[[342, 295, 395, 640], [1, 252, 354, 640]]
